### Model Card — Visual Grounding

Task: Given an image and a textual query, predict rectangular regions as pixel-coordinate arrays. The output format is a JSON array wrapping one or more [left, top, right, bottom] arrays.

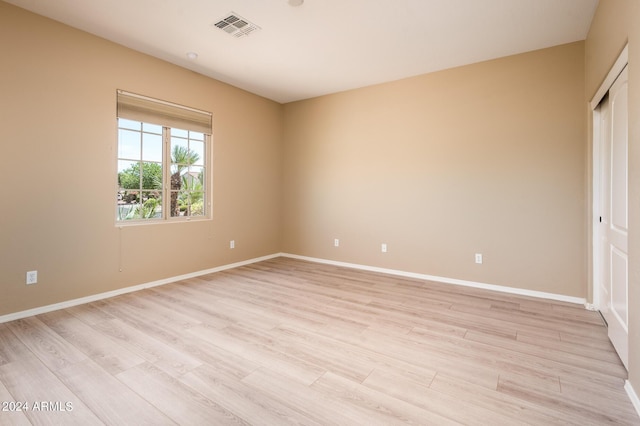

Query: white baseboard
[[626, 381, 640, 418], [281, 253, 587, 305], [0, 253, 280, 324]]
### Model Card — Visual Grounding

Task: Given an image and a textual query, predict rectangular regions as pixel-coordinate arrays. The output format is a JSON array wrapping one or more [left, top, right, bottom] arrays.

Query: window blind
[[117, 90, 212, 134]]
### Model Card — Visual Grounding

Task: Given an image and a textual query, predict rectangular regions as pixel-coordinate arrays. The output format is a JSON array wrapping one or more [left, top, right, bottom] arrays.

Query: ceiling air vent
[[214, 13, 260, 38]]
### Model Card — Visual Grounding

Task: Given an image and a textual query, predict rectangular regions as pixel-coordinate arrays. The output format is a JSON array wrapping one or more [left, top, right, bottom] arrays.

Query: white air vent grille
[[214, 13, 260, 38]]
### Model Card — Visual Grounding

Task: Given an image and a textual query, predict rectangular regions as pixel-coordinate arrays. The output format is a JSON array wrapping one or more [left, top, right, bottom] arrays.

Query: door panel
[[599, 65, 629, 369]]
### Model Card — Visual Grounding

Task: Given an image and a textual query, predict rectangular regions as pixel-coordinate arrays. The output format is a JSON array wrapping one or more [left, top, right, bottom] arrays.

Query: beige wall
[[0, 2, 283, 316], [282, 42, 587, 297], [586, 0, 640, 396]]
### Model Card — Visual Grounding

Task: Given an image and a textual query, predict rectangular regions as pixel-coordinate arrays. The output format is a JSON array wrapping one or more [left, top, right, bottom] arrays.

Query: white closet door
[[599, 65, 629, 369]]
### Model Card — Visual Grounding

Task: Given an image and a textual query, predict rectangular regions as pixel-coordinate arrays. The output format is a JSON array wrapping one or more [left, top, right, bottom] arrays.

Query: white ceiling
[[6, 0, 599, 103]]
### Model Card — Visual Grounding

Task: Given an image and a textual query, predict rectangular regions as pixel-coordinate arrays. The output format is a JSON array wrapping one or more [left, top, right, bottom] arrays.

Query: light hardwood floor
[[0, 257, 638, 425]]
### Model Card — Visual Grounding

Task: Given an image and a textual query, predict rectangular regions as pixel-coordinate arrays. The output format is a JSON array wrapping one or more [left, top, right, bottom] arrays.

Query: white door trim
[[591, 44, 628, 309]]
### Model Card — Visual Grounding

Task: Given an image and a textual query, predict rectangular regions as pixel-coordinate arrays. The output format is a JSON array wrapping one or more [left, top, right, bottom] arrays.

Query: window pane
[[169, 190, 181, 217], [116, 191, 162, 221], [178, 190, 190, 216], [183, 168, 203, 196], [117, 202, 138, 220], [142, 132, 162, 162], [170, 163, 179, 177], [172, 128, 188, 138], [188, 166, 204, 182], [189, 131, 204, 141], [191, 140, 205, 166], [118, 160, 140, 190], [190, 192, 205, 216], [118, 118, 141, 131], [175, 190, 203, 217], [142, 122, 162, 134], [139, 191, 162, 219], [141, 162, 163, 190], [117, 189, 141, 220], [118, 129, 141, 159], [171, 138, 189, 164]]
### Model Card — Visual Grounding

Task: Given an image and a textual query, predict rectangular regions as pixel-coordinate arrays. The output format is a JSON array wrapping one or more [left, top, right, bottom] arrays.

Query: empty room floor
[[0, 257, 638, 425]]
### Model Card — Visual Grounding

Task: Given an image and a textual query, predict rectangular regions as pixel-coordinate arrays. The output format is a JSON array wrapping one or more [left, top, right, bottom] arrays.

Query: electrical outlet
[[381, 243, 387, 253], [230, 240, 235, 249], [334, 238, 340, 247], [475, 253, 483, 264], [26, 270, 38, 285]]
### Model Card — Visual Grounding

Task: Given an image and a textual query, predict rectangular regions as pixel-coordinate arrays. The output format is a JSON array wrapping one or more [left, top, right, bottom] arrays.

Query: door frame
[[591, 44, 628, 310]]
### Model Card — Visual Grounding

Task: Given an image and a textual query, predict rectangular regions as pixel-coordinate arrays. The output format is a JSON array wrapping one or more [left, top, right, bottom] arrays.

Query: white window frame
[[116, 90, 212, 225]]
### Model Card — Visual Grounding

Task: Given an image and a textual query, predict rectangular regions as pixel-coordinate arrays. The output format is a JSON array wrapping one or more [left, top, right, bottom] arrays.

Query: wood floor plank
[[450, 302, 606, 338], [223, 323, 375, 382], [188, 276, 370, 334], [448, 328, 623, 392], [38, 310, 145, 376], [355, 327, 501, 390], [55, 359, 174, 425], [243, 367, 416, 425], [498, 370, 561, 394], [560, 329, 616, 350], [160, 278, 285, 331], [0, 257, 636, 425], [516, 329, 621, 364], [362, 368, 517, 425], [6, 317, 88, 372], [97, 292, 263, 381], [311, 371, 459, 425], [116, 362, 247, 425], [65, 302, 115, 326], [145, 284, 234, 329], [498, 375, 640, 425], [516, 328, 561, 341], [0, 323, 32, 366], [270, 322, 439, 384], [117, 292, 204, 330], [0, 379, 32, 426], [180, 363, 322, 425], [0, 355, 102, 425], [559, 376, 639, 413], [393, 319, 625, 390], [187, 323, 326, 386], [371, 299, 521, 339], [464, 329, 627, 379], [90, 317, 202, 377], [430, 373, 587, 425]]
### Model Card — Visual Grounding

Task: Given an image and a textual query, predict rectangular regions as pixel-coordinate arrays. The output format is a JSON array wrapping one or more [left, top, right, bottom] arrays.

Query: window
[[116, 91, 212, 223]]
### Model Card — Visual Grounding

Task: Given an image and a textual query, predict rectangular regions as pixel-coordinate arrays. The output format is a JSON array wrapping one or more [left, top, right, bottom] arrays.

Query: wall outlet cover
[[26, 270, 38, 285]]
